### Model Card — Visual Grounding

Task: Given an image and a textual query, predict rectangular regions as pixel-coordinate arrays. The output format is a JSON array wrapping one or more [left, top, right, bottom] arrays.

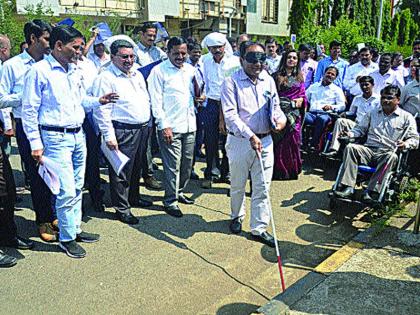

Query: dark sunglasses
[[116, 54, 135, 60], [244, 52, 267, 64]]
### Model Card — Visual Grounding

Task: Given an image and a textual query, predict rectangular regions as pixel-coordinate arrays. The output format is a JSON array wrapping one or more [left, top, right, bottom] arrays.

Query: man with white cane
[[221, 41, 286, 247]]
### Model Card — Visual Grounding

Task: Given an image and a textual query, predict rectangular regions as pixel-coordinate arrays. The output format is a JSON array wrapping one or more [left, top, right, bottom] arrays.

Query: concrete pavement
[[259, 203, 420, 315], [1, 147, 371, 314]]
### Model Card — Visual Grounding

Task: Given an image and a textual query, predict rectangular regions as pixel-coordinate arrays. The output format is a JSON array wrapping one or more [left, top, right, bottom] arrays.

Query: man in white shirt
[[201, 32, 241, 186], [322, 75, 380, 157], [305, 66, 346, 150], [344, 47, 379, 97], [87, 36, 110, 70], [148, 37, 197, 218], [93, 40, 151, 225], [0, 20, 58, 242], [370, 53, 405, 94], [265, 38, 282, 74], [0, 35, 12, 155], [22, 25, 118, 258]]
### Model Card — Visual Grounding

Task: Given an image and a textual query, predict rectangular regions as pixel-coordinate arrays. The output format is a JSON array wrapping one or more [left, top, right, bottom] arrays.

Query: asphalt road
[[1, 147, 369, 314]]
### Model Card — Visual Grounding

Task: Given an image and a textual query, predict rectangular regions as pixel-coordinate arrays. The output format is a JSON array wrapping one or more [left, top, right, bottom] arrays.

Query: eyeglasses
[[244, 52, 267, 64], [116, 54, 135, 60]]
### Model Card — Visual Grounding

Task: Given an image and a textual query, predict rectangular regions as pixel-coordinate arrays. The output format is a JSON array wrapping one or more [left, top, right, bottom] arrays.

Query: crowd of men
[[0, 19, 419, 267]]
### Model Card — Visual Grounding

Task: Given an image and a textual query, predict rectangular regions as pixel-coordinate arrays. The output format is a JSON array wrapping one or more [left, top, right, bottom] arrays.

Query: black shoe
[[144, 177, 162, 190], [152, 162, 159, 170], [164, 205, 183, 218], [132, 198, 153, 208], [201, 179, 212, 189], [190, 170, 199, 180], [116, 212, 139, 225], [0, 236, 34, 250], [229, 218, 242, 234], [252, 231, 276, 248], [321, 150, 338, 158], [92, 200, 105, 212], [214, 177, 231, 184], [178, 195, 195, 205], [59, 240, 86, 258], [334, 186, 354, 199], [0, 251, 17, 268], [76, 231, 100, 243]]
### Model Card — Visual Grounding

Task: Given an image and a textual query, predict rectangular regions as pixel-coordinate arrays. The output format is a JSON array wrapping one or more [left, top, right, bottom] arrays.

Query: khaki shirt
[[350, 106, 419, 150]]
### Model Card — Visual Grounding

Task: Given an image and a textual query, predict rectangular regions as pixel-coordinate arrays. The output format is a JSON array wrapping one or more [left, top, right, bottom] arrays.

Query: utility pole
[[377, 0, 384, 39]]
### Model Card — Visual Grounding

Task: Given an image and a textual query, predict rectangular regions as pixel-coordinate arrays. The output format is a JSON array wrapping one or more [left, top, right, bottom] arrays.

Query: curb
[[257, 224, 382, 315]]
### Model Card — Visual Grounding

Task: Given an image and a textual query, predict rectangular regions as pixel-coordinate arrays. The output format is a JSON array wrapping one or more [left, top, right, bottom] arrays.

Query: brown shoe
[[51, 219, 59, 232], [38, 223, 58, 242]]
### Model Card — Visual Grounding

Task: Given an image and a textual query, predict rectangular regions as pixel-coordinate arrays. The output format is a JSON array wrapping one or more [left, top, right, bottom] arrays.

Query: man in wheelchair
[[333, 85, 419, 203], [322, 75, 380, 158], [305, 66, 346, 151]]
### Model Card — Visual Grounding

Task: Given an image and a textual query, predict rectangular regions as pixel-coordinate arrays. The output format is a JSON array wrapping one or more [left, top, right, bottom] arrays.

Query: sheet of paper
[[38, 156, 61, 195], [100, 141, 130, 176]]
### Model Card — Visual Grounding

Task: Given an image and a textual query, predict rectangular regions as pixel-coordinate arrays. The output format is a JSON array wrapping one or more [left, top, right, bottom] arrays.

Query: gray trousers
[[226, 134, 273, 235], [330, 118, 356, 151], [109, 124, 149, 214], [158, 131, 196, 207], [337, 144, 398, 192]]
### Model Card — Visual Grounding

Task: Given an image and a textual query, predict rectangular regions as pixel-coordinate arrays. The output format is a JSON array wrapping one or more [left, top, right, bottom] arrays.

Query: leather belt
[[112, 120, 149, 130], [40, 125, 81, 133]]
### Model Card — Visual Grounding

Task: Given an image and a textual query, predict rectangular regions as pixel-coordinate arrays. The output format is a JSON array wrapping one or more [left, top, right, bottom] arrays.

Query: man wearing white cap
[[201, 32, 241, 188]]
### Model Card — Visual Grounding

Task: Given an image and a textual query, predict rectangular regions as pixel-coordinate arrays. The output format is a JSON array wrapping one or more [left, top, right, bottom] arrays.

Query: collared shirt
[[87, 52, 110, 70], [344, 61, 379, 96], [0, 50, 36, 118], [370, 69, 405, 95], [392, 64, 409, 81], [314, 56, 349, 88], [137, 41, 167, 67], [92, 63, 151, 142], [202, 53, 241, 101], [221, 68, 286, 140], [77, 56, 98, 94], [148, 59, 196, 133], [300, 58, 318, 89], [22, 54, 100, 151], [350, 106, 419, 150], [265, 54, 282, 75], [348, 94, 380, 124], [306, 82, 346, 112], [400, 79, 420, 117]]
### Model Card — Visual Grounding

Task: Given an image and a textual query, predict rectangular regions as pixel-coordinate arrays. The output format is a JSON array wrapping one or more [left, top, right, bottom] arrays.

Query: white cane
[[256, 151, 286, 292]]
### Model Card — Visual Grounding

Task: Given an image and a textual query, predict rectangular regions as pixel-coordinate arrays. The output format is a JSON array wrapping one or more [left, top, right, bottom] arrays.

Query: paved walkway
[[259, 203, 420, 315]]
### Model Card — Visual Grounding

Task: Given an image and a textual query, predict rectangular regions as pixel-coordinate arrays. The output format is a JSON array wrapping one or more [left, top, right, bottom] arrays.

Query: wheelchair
[[328, 139, 411, 210]]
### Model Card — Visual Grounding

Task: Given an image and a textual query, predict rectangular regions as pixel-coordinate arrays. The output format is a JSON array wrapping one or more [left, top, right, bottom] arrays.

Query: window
[[261, 0, 278, 23]]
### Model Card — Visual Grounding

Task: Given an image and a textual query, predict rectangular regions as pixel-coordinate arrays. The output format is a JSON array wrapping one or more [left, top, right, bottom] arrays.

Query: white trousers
[[226, 134, 274, 235]]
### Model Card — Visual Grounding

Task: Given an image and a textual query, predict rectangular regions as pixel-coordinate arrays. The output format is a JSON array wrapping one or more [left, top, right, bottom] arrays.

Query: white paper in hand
[[38, 156, 61, 195], [100, 141, 130, 176]]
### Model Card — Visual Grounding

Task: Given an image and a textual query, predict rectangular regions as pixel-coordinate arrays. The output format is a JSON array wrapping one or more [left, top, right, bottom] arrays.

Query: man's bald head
[[0, 35, 11, 62]]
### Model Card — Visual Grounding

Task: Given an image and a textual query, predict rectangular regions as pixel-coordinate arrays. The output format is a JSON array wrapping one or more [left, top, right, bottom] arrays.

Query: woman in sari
[[272, 50, 307, 180]]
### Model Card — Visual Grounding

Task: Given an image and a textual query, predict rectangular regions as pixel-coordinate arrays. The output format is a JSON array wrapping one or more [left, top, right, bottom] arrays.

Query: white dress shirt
[[92, 63, 151, 142], [344, 61, 379, 95], [265, 54, 282, 74], [202, 53, 241, 101], [306, 82, 346, 112], [137, 42, 167, 66], [87, 52, 110, 70], [370, 69, 405, 95], [148, 59, 196, 133], [77, 56, 98, 94], [0, 50, 36, 118], [22, 54, 100, 151], [348, 94, 380, 123], [0, 60, 12, 131]]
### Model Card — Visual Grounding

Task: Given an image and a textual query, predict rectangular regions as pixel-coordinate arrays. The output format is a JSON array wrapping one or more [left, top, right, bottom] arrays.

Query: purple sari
[[273, 81, 307, 180]]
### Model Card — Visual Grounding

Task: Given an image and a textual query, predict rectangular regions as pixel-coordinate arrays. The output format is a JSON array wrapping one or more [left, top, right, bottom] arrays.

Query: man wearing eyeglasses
[[221, 41, 286, 247], [92, 39, 151, 225], [333, 85, 419, 203]]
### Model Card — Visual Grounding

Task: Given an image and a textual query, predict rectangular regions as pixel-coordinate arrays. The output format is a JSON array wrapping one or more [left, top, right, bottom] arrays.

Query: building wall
[[246, 0, 290, 37], [148, 0, 179, 22]]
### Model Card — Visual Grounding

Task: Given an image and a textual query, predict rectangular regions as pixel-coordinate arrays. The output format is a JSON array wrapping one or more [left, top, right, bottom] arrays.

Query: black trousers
[[15, 119, 55, 224], [0, 147, 17, 241], [82, 117, 102, 200], [108, 123, 149, 214]]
